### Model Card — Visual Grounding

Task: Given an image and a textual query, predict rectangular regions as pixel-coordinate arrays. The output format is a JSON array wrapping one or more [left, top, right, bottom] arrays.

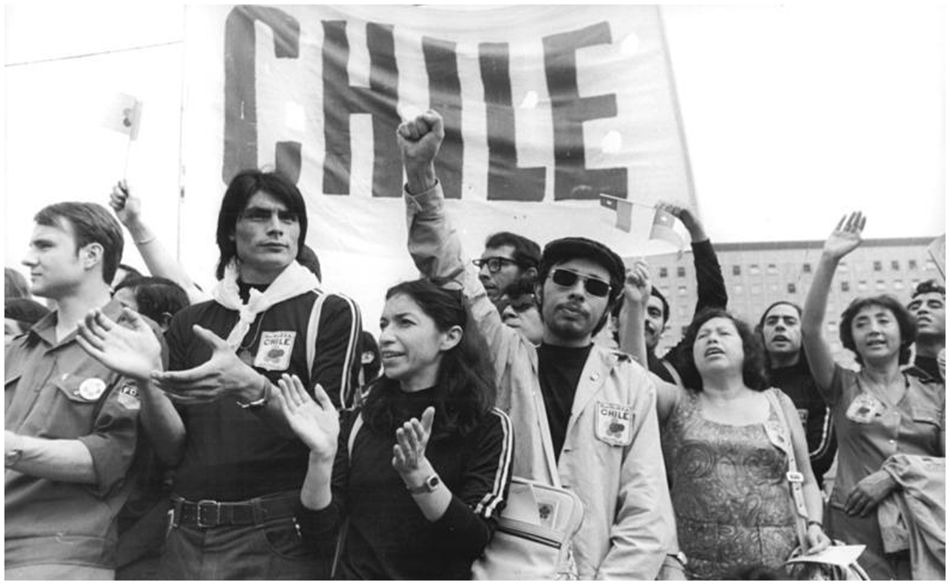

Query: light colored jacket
[[405, 182, 676, 579]]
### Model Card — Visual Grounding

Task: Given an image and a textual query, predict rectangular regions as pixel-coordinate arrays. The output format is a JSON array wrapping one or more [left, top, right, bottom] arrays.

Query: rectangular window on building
[[827, 322, 837, 332], [891, 260, 900, 271], [659, 267, 668, 278], [873, 260, 882, 271], [803, 262, 812, 274], [893, 280, 904, 290], [787, 283, 796, 294], [858, 280, 868, 291], [839, 261, 848, 272], [734, 284, 743, 293], [841, 281, 850, 292], [677, 285, 687, 296], [767, 264, 777, 274], [909, 259, 918, 270], [925, 260, 936, 271], [875, 280, 886, 290], [676, 266, 686, 278], [732, 265, 741, 276], [750, 264, 760, 275]]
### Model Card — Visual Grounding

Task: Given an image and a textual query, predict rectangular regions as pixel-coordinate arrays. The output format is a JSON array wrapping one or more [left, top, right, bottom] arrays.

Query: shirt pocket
[[46, 374, 106, 438], [910, 406, 942, 434]]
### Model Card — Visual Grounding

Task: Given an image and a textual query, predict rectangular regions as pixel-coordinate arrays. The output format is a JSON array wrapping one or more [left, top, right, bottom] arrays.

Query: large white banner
[[182, 4, 693, 324]]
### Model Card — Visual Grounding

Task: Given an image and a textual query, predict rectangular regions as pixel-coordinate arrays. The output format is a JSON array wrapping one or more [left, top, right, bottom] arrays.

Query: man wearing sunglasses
[[398, 110, 679, 580], [473, 232, 540, 309]]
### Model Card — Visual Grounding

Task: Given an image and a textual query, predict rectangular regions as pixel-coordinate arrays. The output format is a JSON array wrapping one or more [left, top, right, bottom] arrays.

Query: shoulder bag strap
[[766, 389, 810, 552]]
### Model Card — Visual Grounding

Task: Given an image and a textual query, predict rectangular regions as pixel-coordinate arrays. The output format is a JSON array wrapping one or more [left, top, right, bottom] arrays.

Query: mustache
[[556, 302, 589, 318]]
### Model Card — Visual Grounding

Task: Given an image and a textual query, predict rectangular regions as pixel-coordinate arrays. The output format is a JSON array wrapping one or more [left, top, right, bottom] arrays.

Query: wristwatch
[[236, 376, 270, 410], [407, 474, 441, 495]]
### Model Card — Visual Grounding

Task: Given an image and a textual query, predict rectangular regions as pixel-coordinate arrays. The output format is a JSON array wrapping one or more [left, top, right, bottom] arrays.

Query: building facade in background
[[649, 237, 941, 368]]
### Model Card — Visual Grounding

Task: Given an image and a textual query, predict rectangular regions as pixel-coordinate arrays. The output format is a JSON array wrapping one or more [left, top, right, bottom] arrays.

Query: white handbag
[[471, 476, 584, 580]]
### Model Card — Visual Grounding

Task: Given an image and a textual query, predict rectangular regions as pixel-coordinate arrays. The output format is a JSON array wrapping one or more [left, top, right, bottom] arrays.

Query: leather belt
[[171, 492, 299, 529]]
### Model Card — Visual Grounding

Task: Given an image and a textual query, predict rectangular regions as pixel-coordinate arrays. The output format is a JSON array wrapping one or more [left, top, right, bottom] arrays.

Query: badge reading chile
[[77, 377, 107, 401], [595, 401, 634, 446], [254, 331, 296, 371], [845, 392, 885, 424]]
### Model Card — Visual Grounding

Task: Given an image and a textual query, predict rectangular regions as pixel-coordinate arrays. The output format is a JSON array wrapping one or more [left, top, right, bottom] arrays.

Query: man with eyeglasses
[[904, 279, 945, 381], [398, 110, 679, 579], [472, 231, 541, 309]]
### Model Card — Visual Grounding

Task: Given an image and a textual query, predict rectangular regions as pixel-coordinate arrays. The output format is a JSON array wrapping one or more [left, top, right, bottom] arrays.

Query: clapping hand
[[76, 308, 162, 381], [823, 211, 866, 261], [151, 325, 262, 405], [392, 406, 435, 478], [274, 374, 339, 460]]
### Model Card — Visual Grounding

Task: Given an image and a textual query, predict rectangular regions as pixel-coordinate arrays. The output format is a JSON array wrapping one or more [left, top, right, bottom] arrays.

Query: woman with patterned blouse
[[620, 264, 830, 579]]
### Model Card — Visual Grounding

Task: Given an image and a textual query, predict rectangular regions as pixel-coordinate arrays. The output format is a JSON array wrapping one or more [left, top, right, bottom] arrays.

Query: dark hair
[[298, 244, 322, 281], [215, 169, 309, 279], [911, 278, 945, 300], [5, 268, 30, 299], [34, 202, 124, 284], [679, 308, 769, 392], [5, 298, 49, 329], [485, 231, 541, 269], [500, 275, 539, 313], [114, 276, 190, 325], [650, 285, 671, 323], [756, 300, 808, 371], [359, 330, 381, 383], [361, 279, 496, 438], [115, 263, 143, 286], [839, 295, 916, 366]]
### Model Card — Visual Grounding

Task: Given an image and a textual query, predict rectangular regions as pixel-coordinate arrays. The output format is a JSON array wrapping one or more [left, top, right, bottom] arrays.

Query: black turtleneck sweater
[[537, 343, 594, 460]]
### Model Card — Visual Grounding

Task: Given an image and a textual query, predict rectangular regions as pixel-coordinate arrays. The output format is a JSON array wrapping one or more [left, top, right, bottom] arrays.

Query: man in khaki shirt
[[5, 202, 167, 579]]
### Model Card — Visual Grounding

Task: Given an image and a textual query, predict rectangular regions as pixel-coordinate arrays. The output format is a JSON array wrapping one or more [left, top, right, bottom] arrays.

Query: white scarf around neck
[[212, 259, 321, 349]]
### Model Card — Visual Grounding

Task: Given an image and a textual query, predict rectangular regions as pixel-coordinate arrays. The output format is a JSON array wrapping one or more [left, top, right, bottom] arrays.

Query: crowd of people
[[4, 109, 944, 580]]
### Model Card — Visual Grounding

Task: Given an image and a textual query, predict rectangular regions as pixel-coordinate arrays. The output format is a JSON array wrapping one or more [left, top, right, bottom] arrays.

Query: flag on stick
[[599, 194, 633, 233], [928, 234, 945, 279], [102, 93, 142, 141], [649, 207, 685, 251]]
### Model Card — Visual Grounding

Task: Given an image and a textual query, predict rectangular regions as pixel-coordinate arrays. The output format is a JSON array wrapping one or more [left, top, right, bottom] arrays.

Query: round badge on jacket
[[77, 377, 107, 401]]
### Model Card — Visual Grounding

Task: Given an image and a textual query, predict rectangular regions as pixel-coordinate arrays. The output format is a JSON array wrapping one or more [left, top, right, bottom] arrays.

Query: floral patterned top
[[661, 388, 798, 580]]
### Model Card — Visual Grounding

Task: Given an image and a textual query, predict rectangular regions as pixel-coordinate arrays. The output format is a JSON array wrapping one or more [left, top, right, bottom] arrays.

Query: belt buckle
[[786, 471, 804, 484], [196, 499, 221, 528]]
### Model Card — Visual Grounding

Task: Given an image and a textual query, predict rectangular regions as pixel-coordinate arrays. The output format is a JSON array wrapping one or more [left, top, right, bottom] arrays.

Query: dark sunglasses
[[473, 257, 519, 273], [550, 269, 612, 298]]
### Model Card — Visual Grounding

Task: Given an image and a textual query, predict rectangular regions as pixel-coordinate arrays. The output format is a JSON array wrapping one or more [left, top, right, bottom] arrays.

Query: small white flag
[[102, 93, 142, 140]]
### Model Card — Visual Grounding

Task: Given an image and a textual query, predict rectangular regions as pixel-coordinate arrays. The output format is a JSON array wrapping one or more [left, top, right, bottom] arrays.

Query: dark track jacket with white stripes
[[165, 288, 362, 501], [302, 392, 513, 580]]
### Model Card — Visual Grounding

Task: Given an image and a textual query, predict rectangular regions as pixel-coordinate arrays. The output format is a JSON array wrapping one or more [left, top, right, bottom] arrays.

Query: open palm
[[275, 374, 339, 457], [823, 211, 865, 260], [76, 308, 162, 381]]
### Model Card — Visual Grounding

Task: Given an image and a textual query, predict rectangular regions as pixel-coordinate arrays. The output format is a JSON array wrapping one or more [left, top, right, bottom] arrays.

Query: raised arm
[[398, 111, 527, 395], [802, 211, 866, 392], [109, 180, 208, 304], [618, 260, 680, 423]]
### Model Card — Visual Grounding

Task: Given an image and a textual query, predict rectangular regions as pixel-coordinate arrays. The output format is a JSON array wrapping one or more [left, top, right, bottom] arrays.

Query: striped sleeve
[[431, 408, 514, 557], [310, 293, 362, 410]]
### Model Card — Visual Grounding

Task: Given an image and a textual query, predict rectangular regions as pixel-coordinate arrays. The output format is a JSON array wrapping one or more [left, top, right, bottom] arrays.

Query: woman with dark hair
[[802, 211, 944, 579], [621, 263, 829, 579], [275, 279, 512, 579]]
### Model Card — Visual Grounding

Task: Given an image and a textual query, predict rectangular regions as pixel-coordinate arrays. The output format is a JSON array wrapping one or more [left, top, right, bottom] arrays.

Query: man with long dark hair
[[397, 110, 678, 579], [76, 170, 362, 579]]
